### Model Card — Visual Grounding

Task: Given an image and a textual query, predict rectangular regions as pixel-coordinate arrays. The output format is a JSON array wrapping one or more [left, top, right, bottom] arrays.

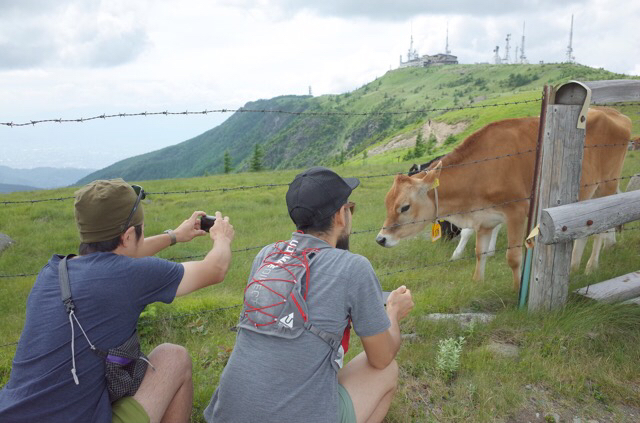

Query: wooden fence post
[[528, 82, 589, 311]]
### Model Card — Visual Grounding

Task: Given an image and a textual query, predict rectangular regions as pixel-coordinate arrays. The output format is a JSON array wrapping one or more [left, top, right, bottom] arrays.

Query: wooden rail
[[539, 190, 640, 244]]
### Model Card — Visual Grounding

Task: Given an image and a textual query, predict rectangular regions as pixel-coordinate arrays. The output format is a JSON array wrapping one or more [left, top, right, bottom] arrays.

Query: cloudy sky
[[1, 0, 638, 170]]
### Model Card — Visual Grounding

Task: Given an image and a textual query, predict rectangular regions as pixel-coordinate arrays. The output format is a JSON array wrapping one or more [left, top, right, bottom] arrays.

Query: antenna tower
[[445, 22, 451, 55], [503, 34, 511, 64], [493, 46, 501, 64], [519, 22, 528, 64], [565, 14, 575, 63], [407, 23, 419, 61]]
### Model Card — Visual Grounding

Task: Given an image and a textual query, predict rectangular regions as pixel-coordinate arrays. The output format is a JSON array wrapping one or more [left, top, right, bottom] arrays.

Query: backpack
[[57, 254, 152, 403], [236, 234, 349, 371]]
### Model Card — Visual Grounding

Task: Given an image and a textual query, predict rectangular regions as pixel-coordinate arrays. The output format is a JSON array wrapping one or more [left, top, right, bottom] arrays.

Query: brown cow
[[376, 107, 631, 290]]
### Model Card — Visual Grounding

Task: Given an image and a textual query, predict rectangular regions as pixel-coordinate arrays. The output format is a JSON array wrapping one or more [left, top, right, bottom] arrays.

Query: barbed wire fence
[[1, 96, 638, 347], [0, 99, 543, 128]]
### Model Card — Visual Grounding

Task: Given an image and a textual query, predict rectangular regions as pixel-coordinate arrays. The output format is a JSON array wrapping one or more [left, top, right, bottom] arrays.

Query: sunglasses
[[122, 185, 146, 232], [344, 201, 356, 215]]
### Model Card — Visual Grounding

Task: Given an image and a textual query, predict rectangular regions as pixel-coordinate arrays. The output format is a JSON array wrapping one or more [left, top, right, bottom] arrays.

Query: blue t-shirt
[[0, 252, 184, 423]]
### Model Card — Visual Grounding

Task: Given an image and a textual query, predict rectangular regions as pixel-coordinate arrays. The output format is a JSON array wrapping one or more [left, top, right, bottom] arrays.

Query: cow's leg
[[451, 228, 473, 260], [571, 237, 588, 272], [505, 214, 526, 291], [581, 181, 619, 274], [487, 223, 502, 257], [602, 227, 616, 248], [473, 227, 493, 281], [585, 232, 608, 274]]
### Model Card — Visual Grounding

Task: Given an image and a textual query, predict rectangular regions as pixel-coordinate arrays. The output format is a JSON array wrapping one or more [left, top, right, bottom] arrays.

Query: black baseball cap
[[286, 167, 359, 227]]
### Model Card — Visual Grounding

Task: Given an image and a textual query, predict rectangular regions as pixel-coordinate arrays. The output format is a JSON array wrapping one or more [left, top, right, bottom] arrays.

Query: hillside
[[77, 63, 637, 184]]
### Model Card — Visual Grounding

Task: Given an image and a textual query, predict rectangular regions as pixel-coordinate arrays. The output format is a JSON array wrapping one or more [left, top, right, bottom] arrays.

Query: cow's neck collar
[[433, 185, 439, 221], [424, 174, 440, 222]]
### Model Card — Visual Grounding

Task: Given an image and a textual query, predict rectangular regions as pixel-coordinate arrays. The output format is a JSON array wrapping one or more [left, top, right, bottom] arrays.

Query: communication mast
[[445, 22, 451, 55], [519, 22, 528, 64], [407, 23, 419, 61], [502, 34, 511, 64], [565, 14, 575, 63], [493, 46, 501, 64]]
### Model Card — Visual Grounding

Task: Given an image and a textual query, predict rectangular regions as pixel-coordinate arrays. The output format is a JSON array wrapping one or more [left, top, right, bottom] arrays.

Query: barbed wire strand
[[3, 223, 640, 347], [0, 150, 539, 206], [2, 187, 638, 279], [0, 196, 532, 278], [0, 243, 524, 348], [4, 145, 636, 206], [0, 99, 542, 128]]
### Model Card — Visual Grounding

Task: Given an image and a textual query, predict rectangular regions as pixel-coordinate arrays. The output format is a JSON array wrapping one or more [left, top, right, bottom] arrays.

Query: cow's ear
[[419, 160, 442, 188], [394, 173, 410, 183]]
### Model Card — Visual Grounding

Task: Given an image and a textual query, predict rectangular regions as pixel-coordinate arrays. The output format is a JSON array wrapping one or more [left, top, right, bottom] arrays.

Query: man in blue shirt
[[0, 178, 235, 423]]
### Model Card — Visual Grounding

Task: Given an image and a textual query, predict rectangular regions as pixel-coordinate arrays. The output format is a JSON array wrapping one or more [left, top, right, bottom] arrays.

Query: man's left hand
[[173, 211, 207, 243]]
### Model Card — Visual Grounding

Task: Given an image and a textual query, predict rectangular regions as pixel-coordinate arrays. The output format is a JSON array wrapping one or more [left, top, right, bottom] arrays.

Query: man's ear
[[333, 206, 346, 228], [120, 226, 137, 248]]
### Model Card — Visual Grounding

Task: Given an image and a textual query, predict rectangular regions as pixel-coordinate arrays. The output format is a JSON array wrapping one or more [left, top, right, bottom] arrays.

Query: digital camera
[[200, 215, 216, 232]]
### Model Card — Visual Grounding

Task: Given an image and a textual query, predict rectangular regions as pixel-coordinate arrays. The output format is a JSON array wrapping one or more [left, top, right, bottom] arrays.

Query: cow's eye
[[400, 205, 410, 213]]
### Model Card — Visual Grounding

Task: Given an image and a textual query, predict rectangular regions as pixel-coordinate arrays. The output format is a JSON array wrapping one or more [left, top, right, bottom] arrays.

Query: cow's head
[[376, 161, 442, 247]]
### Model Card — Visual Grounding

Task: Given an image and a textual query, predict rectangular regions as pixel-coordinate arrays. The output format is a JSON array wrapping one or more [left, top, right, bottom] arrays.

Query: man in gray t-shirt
[[204, 167, 414, 423]]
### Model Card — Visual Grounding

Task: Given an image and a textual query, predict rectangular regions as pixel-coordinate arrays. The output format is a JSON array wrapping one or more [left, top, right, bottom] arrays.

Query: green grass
[[1, 148, 640, 421]]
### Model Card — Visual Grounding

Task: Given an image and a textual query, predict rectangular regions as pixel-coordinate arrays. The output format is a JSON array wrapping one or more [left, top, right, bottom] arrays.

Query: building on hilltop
[[399, 51, 458, 69], [398, 27, 458, 68]]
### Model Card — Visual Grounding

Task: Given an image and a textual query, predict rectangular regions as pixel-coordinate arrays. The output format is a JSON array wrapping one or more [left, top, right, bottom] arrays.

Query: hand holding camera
[[205, 211, 234, 245], [200, 215, 217, 232]]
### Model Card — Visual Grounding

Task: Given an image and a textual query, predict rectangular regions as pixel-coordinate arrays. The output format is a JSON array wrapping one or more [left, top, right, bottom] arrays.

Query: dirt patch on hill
[[368, 120, 469, 157]]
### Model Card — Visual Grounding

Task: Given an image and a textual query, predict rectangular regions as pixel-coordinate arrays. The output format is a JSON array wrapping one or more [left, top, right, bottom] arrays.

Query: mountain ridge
[[77, 63, 637, 185]]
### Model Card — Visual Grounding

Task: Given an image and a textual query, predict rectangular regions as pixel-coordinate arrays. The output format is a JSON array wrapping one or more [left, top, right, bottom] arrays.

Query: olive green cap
[[74, 179, 144, 243]]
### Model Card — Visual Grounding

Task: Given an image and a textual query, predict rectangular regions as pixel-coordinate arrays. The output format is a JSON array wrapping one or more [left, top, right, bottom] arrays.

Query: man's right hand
[[176, 211, 234, 297], [209, 211, 235, 245], [386, 285, 414, 321]]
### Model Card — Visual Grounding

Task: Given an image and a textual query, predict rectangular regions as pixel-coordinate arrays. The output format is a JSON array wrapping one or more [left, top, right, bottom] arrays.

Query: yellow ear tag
[[432, 178, 440, 189], [525, 224, 539, 249], [431, 222, 442, 242]]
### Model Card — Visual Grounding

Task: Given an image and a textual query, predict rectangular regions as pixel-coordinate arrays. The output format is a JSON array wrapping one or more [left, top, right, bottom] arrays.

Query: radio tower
[[407, 23, 418, 61], [519, 22, 528, 64], [445, 22, 451, 55], [565, 14, 575, 63], [502, 34, 511, 64], [493, 46, 501, 64]]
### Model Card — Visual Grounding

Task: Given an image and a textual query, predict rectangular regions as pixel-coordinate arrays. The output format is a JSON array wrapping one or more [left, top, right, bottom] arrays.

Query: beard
[[336, 233, 350, 250]]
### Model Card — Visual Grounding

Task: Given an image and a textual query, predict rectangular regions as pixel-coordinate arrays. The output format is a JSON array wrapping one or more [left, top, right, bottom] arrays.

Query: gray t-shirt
[[204, 233, 390, 423]]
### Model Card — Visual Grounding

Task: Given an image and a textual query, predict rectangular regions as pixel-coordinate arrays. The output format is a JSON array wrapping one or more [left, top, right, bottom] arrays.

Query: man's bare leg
[[338, 351, 398, 423], [133, 343, 193, 423]]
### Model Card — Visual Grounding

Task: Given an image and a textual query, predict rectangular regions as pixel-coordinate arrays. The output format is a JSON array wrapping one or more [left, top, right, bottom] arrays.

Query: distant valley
[[0, 166, 95, 193]]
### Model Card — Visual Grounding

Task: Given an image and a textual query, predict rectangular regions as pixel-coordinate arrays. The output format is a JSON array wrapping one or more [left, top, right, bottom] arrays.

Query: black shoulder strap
[[57, 254, 77, 314]]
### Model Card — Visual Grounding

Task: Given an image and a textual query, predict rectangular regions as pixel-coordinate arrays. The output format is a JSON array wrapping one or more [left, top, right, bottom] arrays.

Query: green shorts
[[112, 396, 150, 423], [338, 384, 356, 423]]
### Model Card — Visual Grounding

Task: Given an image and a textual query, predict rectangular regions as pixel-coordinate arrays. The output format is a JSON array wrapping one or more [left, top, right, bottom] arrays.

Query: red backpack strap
[[341, 319, 352, 354]]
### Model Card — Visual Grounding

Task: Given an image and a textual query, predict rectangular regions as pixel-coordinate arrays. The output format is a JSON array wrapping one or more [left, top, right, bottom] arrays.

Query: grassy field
[[1, 150, 640, 419]]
